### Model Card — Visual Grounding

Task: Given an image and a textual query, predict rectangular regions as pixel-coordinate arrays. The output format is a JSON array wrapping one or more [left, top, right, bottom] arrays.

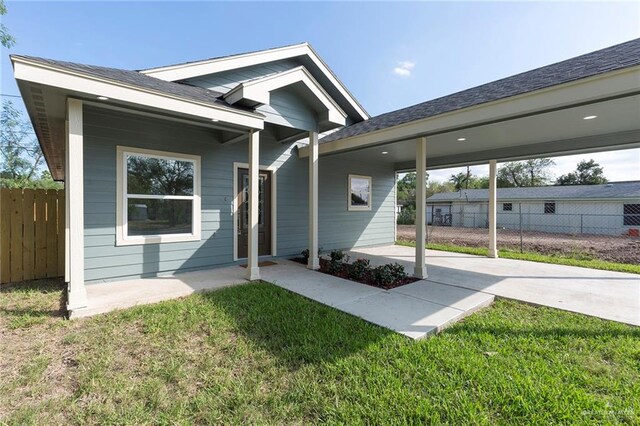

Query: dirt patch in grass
[[398, 224, 640, 264]]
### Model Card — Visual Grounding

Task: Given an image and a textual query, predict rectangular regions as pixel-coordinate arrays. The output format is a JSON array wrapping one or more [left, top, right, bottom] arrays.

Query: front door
[[237, 168, 272, 259]]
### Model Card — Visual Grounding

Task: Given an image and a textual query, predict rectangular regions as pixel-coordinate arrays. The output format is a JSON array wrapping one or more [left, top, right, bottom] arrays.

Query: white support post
[[246, 130, 261, 280], [308, 130, 320, 270], [415, 136, 428, 279], [488, 159, 498, 258], [66, 98, 88, 311]]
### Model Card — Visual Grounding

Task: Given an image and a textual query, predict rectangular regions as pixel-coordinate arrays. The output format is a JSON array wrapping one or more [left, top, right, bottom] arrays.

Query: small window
[[117, 147, 201, 245], [348, 174, 372, 211], [623, 204, 640, 226], [544, 202, 556, 214], [502, 203, 513, 212]]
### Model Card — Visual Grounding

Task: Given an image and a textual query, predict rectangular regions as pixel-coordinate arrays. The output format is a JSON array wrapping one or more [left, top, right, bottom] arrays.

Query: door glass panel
[[240, 173, 265, 229]]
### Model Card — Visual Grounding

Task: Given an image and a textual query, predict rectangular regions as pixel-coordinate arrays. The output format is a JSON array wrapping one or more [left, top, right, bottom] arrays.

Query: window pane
[[544, 202, 556, 214], [350, 177, 370, 206], [127, 198, 192, 236], [127, 154, 193, 196], [623, 204, 640, 226]]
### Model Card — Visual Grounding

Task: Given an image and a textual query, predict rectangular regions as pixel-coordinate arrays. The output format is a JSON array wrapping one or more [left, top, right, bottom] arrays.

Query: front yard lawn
[[1, 279, 638, 424]]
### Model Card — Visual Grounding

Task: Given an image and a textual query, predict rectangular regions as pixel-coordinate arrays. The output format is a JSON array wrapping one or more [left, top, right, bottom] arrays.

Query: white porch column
[[488, 159, 498, 258], [414, 136, 428, 279], [246, 130, 261, 280], [308, 130, 319, 270], [66, 98, 88, 311]]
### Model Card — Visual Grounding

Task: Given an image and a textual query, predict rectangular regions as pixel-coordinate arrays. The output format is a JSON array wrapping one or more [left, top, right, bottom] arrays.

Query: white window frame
[[116, 146, 201, 246], [348, 174, 372, 211]]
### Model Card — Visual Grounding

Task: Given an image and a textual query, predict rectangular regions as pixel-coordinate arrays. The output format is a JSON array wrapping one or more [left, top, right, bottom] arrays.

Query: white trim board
[[12, 56, 265, 130], [232, 162, 278, 261], [116, 146, 202, 246]]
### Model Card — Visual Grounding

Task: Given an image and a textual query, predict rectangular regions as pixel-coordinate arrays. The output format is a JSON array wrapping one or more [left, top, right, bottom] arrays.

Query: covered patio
[[301, 39, 640, 279]]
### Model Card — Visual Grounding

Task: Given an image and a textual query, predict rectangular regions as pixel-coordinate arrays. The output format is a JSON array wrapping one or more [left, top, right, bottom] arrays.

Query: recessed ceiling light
[[381, 151, 389, 155], [211, 118, 219, 122], [457, 137, 467, 141], [97, 96, 109, 101], [583, 115, 597, 120]]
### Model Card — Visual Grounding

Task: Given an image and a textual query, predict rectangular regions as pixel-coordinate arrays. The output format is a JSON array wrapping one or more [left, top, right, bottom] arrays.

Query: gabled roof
[[427, 181, 640, 202], [321, 38, 640, 144], [223, 66, 347, 127], [11, 55, 254, 113], [140, 42, 369, 121]]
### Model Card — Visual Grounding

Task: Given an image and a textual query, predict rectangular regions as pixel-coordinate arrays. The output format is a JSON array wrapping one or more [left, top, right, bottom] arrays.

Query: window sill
[[116, 233, 201, 246]]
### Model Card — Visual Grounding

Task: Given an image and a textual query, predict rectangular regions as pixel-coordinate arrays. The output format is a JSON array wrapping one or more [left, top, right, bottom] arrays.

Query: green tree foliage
[[556, 159, 608, 185], [0, 0, 16, 48], [0, 101, 61, 189], [449, 168, 490, 190], [497, 158, 555, 187]]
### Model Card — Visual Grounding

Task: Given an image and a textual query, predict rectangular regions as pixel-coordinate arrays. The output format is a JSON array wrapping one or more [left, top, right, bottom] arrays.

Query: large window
[[117, 147, 201, 245], [623, 204, 640, 226], [348, 174, 372, 211]]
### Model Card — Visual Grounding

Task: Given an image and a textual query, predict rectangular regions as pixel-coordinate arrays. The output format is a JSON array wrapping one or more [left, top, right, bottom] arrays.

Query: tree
[[497, 158, 555, 187], [0, 0, 16, 48], [396, 171, 429, 209], [0, 100, 60, 189], [449, 167, 490, 190], [556, 159, 607, 185]]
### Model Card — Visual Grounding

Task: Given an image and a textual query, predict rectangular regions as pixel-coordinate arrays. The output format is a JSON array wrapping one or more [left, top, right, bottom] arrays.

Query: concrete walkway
[[349, 245, 640, 326], [260, 260, 494, 339], [75, 259, 494, 339]]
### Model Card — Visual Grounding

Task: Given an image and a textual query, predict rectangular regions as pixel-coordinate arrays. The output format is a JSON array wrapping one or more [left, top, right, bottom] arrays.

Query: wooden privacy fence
[[0, 188, 65, 285]]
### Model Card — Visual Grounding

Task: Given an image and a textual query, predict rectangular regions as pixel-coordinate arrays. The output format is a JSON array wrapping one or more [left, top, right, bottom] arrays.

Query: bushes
[[316, 251, 410, 288], [371, 263, 407, 287], [348, 258, 371, 281]]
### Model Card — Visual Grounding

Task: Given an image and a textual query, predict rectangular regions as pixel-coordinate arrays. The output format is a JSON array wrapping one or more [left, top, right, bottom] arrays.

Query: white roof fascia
[[13, 57, 265, 130], [299, 65, 640, 158]]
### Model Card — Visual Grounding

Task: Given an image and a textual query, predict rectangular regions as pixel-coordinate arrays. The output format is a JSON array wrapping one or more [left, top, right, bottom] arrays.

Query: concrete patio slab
[[74, 257, 495, 340], [71, 266, 248, 318], [335, 291, 477, 339], [349, 245, 640, 326], [262, 259, 493, 339], [391, 281, 495, 312]]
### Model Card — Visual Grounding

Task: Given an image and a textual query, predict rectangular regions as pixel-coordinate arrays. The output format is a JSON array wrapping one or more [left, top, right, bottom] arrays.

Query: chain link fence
[[397, 201, 640, 265]]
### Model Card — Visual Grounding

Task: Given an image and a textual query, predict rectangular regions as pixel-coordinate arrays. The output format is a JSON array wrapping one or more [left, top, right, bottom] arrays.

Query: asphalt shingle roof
[[321, 38, 640, 144], [13, 55, 254, 112], [427, 181, 640, 202]]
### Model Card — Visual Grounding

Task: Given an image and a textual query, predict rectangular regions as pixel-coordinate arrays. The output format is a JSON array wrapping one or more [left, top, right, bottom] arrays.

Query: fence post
[[580, 214, 584, 235], [519, 203, 523, 254]]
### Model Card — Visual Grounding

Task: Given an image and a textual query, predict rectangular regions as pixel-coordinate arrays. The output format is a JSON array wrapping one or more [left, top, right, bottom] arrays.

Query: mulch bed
[[290, 257, 420, 290]]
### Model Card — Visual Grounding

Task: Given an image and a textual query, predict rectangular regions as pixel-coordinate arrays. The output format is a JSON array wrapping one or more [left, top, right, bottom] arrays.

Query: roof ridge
[[137, 42, 309, 72]]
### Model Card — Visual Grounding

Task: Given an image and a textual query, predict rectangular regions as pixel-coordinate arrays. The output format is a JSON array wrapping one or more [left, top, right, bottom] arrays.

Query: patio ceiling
[[334, 93, 640, 171]]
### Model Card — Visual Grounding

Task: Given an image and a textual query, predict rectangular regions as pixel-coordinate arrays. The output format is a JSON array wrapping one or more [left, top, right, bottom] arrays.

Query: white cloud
[[393, 60, 415, 77]]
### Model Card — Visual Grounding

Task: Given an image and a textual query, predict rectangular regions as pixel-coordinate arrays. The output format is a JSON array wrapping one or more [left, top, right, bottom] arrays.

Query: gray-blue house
[[11, 39, 640, 316]]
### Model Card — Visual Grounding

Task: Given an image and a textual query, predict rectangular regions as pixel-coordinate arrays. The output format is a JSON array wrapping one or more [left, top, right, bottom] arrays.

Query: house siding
[[83, 106, 394, 283]]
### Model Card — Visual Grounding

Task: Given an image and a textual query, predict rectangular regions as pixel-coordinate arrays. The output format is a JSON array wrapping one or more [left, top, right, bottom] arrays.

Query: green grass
[[396, 239, 640, 274], [1, 280, 639, 425]]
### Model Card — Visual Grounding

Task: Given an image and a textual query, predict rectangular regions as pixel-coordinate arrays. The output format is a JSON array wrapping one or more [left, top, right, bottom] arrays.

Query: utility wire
[[0, 93, 22, 98]]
